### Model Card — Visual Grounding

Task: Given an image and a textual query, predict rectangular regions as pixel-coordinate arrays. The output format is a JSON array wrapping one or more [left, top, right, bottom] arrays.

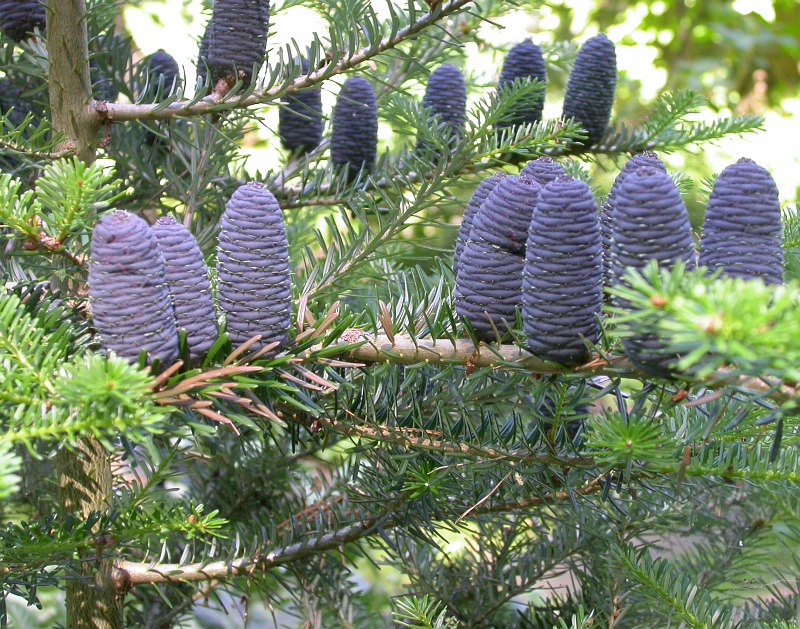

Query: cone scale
[[151, 217, 218, 363], [456, 175, 540, 339], [523, 177, 602, 365], [88, 211, 179, 366], [699, 157, 783, 285], [217, 182, 292, 354]]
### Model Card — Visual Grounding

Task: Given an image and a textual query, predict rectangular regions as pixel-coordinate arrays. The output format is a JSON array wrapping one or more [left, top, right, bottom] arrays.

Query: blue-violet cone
[[601, 152, 665, 290], [88, 211, 179, 365], [699, 157, 783, 285], [520, 157, 566, 186], [523, 177, 602, 365], [331, 76, 378, 181], [562, 33, 616, 147], [279, 59, 324, 154], [144, 49, 181, 92], [417, 63, 467, 150], [453, 173, 506, 277], [204, 0, 269, 85], [151, 216, 218, 363], [0, 0, 45, 42], [456, 175, 541, 339], [611, 166, 696, 375], [471, 174, 542, 255], [217, 182, 291, 353], [496, 39, 547, 130]]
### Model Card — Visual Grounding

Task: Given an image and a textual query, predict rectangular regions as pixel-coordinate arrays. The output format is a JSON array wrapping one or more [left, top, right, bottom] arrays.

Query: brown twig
[[98, 1, 474, 123]]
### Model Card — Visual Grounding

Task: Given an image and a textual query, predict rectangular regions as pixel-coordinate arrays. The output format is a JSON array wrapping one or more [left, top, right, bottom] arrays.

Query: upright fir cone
[[520, 157, 566, 186], [523, 177, 602, 365], [417, 64, 467, 150], [562, 33, 617, 148], [331, 76, 378, 181], [456, 175, 541, 340], [144, 49, 181, 92], [279, 59, 324, 154], [203, 0, 269, 86], [611, 166, 696, 375], [699, 157, 783, 284], [601, 152, 665, 290], [151, 217, 218, 363], [496, 39, 547, 130], [0, 0, 45, 42], [88, 211, 179, 366], [217, 182, 292, 353], [453, 173, 506, 277]]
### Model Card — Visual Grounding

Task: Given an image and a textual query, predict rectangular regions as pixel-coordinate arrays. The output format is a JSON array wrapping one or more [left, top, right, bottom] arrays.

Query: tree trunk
[[46, 1, 119, 627]]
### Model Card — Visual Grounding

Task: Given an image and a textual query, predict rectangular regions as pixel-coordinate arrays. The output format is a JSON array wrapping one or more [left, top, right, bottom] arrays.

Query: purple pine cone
[[699, 158, 783, 284], [217, 182, 292, 353], [331, 76, 378, 181], [453, 173, 506, 276], [0, 0, 45, 42], [203, 0, 269, 84], [520, 157, 566, 186], [601, 152, 665, 289], [418, 63, 467, 149], [279, 59, 324, 154], [523, 177, 602, 365], [496, 39, 547, 129], [472, 175, 542, 255], [611, 167, 696, 375], [456, 239, 525, 340], [562, 33, 617, 147], [151, 217, 218, 363], [88, 211, 179, 365], [0, 77, 33, 127], [145, 49, 181, 91], [456, 176, 541, 340]]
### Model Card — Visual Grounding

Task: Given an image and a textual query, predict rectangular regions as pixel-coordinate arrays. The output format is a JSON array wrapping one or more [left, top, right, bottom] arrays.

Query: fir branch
[[302, 331, 796, 403], [97, 0, 475, 123], [280, 409, 594, 468], [113, 498, 402, 587]]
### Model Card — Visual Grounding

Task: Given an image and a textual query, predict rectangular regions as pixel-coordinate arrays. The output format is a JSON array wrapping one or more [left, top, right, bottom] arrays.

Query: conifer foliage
[[0, 1, 794, 628]]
